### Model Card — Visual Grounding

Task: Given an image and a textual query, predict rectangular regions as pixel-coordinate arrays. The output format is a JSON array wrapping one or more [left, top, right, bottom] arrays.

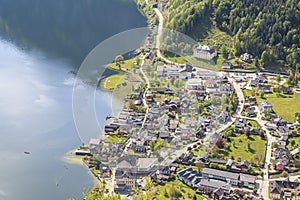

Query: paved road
[[122, 59, 150, 156], [226, 72, 279, 199], [153, 8, 176, 64], [148, 2, 283, 198], [116, 3, 280, 198], [139, 58, 150, 130], [239, 115, 276, 200], [256, 113, 277, 199], [149, 6, 276, 195], [236, 106, 277, 200]]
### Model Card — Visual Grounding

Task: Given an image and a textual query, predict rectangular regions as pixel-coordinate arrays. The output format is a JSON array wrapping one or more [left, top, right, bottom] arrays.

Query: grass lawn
[[242, 89, 263, 102], [218, 134, 266, 165], [157, 78, 187, 92], [247, 119, 261, 129], [108, 58, 136, 71], [105, 135, 129, 143], [100, 74, 126, 90], [191, 145, 208, 158], [163, 54, 221, 71], [164, 55, 189, 64], [266, 92, 300, 122], [287, 137, 300, 150], [242, 89, 300, 122], [155, 178, 205, 200], [189, 56, 220, 71]]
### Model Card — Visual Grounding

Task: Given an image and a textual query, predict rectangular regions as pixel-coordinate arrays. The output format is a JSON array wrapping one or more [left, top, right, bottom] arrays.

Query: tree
[[260, 130, 265, 139], [195, 161, 205, 170], [221, 45, 227, 58], [83, 187, 122, 200], [115, 55, 124, 70], [254, 57, 259, 67], [216, 138, 225, 149], [211, 145, 220, 157], [149, 140, 156, 152], [168, 185, 181, 198], [144, 177, 154, 191], [164, 189, 169, 198], [276, 75, 281, 83], [165, 0, 300, 72], [291, 140, 296, 147], [252, 188, 257, 194], [260, 91, 265, 99], [287, 78, 292, 86], [282, 171, 288, 177], [115, 55, 124, 63]]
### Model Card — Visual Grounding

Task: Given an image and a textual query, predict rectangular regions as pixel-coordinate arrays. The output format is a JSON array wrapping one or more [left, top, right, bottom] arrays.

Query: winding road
[[153, 8, 177, 64], [142, 2, 275, 199]]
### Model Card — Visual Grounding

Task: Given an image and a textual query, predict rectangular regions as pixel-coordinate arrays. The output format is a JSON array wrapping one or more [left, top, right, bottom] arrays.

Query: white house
[[193, 45, 217, 60]]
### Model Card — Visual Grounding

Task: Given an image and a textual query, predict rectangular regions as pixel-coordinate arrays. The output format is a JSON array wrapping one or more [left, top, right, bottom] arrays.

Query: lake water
[[0, 0, 146, 199]]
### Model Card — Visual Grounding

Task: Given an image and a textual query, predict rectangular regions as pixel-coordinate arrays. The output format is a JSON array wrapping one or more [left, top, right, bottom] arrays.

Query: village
[[73, 40, 300, 200], [75, 1, 300, 199]]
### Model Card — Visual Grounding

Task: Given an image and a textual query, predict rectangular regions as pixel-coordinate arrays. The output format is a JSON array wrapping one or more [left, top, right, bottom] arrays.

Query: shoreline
[[65, 2, 151, 193], [62, 149, 101, 186], [98, 65, 124, 91]]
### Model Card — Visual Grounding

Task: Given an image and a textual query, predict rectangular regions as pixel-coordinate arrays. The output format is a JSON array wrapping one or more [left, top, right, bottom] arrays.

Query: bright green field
[[164, 55, 189, 64], [267, 92, 300, 122], [155, 178, 205, 200], [287, 137, 300, 150], [243, 89, 300, 122], [108, 59, 136, 71], [218, 134, 266, 165], [100, 74, 125, 89], [105, 135, 129, 143]]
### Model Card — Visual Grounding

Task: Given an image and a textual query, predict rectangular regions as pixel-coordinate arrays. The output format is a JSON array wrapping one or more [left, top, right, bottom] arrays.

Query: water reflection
[[0, 0, 146, 67], [0, 0, 146, 199]]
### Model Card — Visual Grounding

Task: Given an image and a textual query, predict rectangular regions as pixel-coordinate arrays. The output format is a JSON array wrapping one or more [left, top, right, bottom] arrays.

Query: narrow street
[[139, 59, 150, 130], [139, 2, 276, 199], [228, 74, 277, 200]]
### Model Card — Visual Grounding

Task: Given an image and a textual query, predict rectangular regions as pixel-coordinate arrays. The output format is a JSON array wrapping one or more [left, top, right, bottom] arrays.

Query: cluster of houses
[[243, 98, 272, 124], [256, 111, 300, 172], [221, 52, 255, 70], [244, 96, 257, 117], [270, 178, 300, 200], [113, 156, 163, 193], [113, 156, 181, 193], [177, 167, 257, 199], [266, 116, 300, 171], [192, 43, 255, 69], [249, 73, 294, 96], [85, 63, 240, 194], [89, 138, 124, 164], [240, 53, 254, 62], [156, 64, 193, 80], [249, 74, 268, 89], [88, 154, 173, 194], [197, 152, 253, 175], [234, 117, 261, 136]]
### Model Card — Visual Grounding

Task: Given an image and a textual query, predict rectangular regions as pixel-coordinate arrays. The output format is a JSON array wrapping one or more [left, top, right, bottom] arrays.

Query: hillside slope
[[164, 0, 300, 71]]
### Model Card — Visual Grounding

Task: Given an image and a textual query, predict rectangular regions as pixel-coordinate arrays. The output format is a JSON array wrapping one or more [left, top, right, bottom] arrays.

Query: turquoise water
[[0, 0, 146, 199]]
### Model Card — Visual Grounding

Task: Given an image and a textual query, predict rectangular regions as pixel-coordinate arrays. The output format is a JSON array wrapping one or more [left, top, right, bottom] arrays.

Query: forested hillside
[[165, 0, 300, 71], [167, 0, 212, 36]]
